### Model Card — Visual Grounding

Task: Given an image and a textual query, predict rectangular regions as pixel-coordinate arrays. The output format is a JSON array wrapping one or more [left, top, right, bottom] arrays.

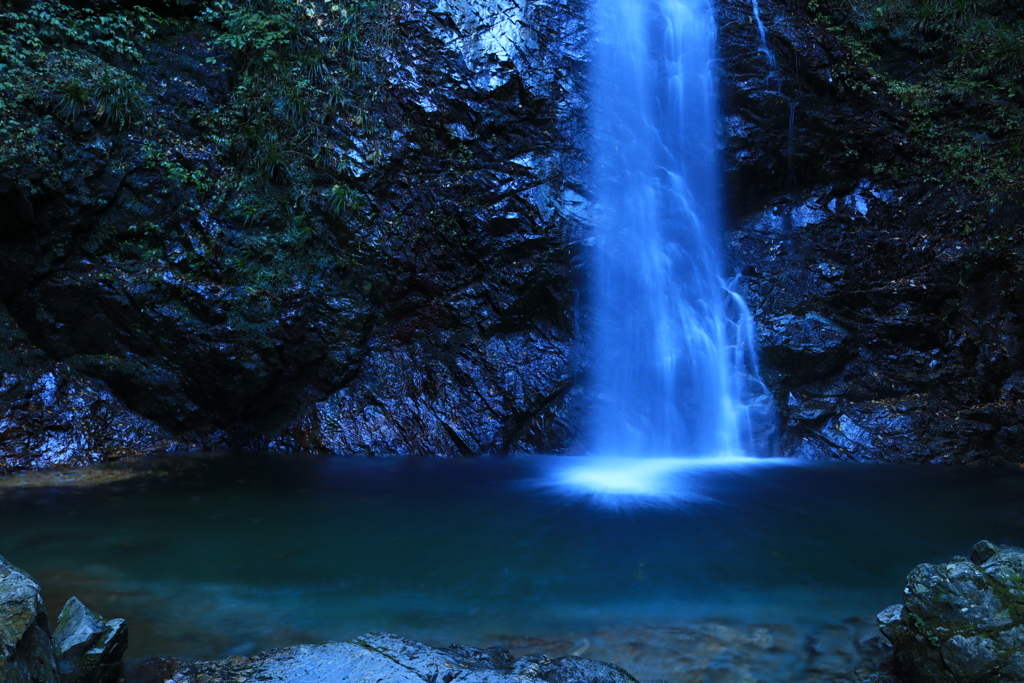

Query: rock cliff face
[[263, 0, 592, 457], [0, 0, 590, 467], [1, 0, 1022, 469], [716, 0, 1024, 463]]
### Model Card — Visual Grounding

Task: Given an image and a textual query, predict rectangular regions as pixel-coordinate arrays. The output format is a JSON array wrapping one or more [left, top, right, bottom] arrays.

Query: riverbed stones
[[170, 632, 640, 683], [878, 540, 1024, 682]]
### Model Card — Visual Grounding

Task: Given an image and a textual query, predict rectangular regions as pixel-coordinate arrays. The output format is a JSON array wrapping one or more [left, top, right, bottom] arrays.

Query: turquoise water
[[1, 454, 1022, 661]]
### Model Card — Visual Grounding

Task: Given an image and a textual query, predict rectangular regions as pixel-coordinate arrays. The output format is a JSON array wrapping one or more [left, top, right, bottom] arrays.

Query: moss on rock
[[879, 541, 1024, 682]]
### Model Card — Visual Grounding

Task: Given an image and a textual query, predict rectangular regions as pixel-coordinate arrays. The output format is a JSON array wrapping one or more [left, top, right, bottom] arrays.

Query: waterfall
[[750, 0, 775, 71], [587, 0, 767, 459]]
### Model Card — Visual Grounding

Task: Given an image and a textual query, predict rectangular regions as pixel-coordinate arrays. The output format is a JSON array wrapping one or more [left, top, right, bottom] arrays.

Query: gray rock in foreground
[[175, 632, 639, 683], [0, 556, 58, 683], [878, 540, 1024, 682], [0, 554, 125, 683], [52, 597, 127, 683]]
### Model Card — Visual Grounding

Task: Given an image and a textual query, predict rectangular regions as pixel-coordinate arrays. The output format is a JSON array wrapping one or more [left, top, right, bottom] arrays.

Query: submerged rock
[[494, 619, 896, 683], [132, 621, 901, 683], [879, 540, 1024, 682], [165, 632, 639, 683]]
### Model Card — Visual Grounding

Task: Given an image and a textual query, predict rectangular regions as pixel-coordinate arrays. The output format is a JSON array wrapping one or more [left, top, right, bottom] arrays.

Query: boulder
[[52, 598, 127, 683], [0, 555, 127, 683], [878, 540, 1024, 682], [0, 556, 58, 683]]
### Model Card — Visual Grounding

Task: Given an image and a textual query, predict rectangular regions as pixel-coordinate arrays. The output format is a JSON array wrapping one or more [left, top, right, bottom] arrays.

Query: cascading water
[[750, 0, 781, 90], [586, 0, 766, 463], [750, 0, 776, 71]]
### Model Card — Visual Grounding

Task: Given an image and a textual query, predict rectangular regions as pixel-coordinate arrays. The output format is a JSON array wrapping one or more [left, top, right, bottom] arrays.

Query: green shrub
[[93, 72, 142, 129], [808, 0, 1024, 193], [53, 78, 88, 121]]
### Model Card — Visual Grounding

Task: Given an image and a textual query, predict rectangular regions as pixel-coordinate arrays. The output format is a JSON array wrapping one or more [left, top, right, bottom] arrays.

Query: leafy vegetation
[[0, 0, 399, 305], [0, 0, 156, 165], [808, 0, 1024, 194], [0, 0, 394, 197]]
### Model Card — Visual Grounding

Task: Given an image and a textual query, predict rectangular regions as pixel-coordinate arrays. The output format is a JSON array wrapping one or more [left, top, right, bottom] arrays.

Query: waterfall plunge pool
[[2, 453, 1023, 675]]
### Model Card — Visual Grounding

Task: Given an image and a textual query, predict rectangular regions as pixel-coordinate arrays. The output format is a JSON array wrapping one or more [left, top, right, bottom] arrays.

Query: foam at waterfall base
[[543, 454, 798, 507]]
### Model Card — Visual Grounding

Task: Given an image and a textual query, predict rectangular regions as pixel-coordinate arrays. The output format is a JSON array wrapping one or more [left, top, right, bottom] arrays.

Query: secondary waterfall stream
[[588, 0, 766, 461]]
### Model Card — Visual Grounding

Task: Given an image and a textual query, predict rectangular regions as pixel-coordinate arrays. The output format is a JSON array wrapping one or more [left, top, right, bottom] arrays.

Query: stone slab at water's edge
[[160, 633, 640, 683]]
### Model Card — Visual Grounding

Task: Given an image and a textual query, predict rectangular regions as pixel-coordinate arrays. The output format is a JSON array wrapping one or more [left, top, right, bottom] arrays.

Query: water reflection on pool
[[1, 453, 1022, 662]]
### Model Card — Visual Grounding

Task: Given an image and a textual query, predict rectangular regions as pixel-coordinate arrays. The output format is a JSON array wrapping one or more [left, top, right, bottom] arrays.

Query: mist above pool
[[543, 454, 797, 506]]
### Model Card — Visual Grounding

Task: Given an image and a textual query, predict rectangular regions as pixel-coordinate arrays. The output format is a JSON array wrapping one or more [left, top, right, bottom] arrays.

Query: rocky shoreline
[[10, 541, 1024, 681], [4, 541, 897, 683], [128, 623, 896, 683]]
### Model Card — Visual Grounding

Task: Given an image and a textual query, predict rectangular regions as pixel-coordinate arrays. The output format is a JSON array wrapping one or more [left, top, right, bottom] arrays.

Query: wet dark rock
[[758, 313, 852, 383], [714, 0, 1024, 464], [53, 598, 127, 683], [1, 555, 126, 683], [0, 300, 189, 474], [0, 555, 59, 683], [728, 178, 1024, 463], [0, 0, 589, 466], [879, 541, 1024, 682], [163, 632, 639, 683], [257, 0, 591, 457], [714, 0, 910, 213], [0, 0, 1021, 467], [971, 540, 1001, 566]]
